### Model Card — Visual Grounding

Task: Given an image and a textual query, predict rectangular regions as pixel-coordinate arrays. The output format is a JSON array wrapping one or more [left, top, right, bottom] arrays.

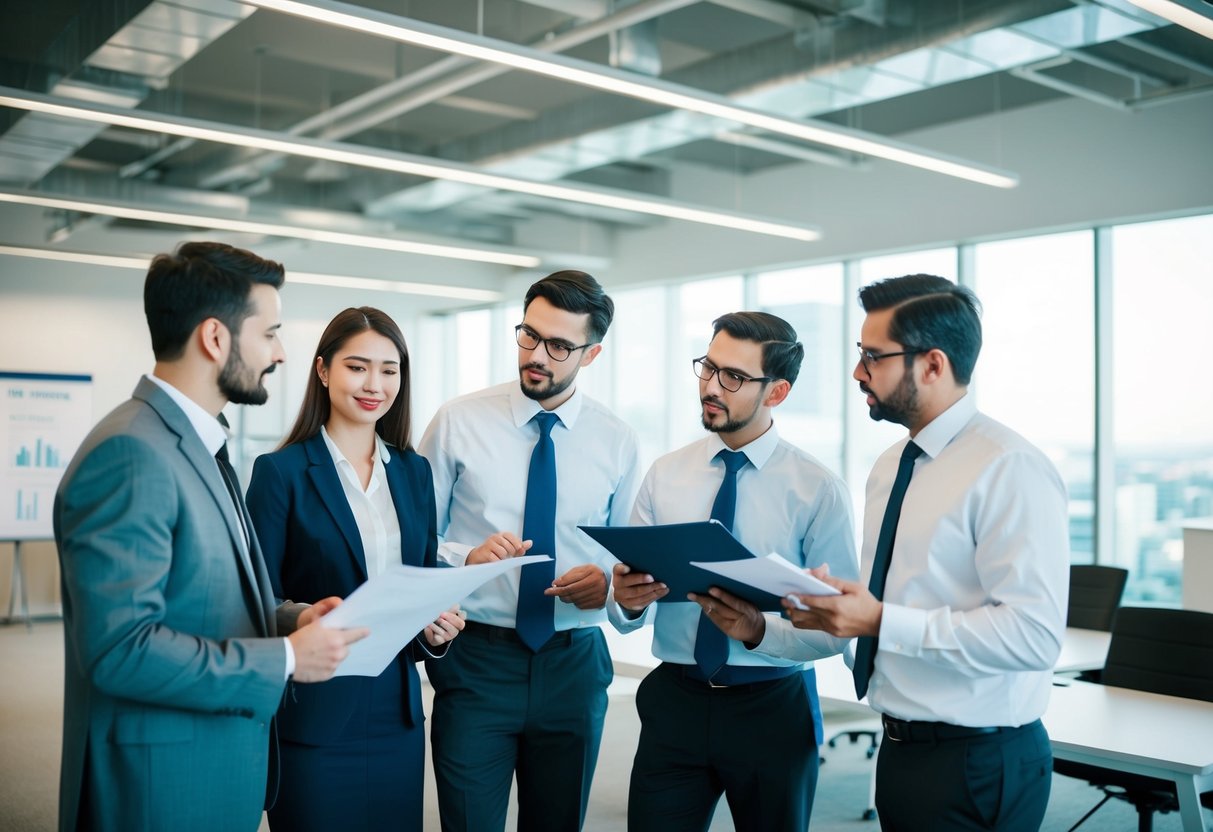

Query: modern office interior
[[2, 0, 1212, 830]]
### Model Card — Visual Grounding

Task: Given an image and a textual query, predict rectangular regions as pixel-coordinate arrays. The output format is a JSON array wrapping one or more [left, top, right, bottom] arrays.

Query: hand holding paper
[[321, 555, 550, 676], [689, 553, 842, 612]]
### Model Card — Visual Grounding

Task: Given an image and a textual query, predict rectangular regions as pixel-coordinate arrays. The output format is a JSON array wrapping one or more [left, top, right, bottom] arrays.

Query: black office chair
[[1054, 607, 1213, 832], [1066, 565, 1128, 632]]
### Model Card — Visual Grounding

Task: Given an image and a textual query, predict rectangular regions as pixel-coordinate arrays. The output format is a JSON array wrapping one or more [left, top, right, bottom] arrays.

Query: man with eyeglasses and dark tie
[[744, 275, 1069, 831], [610, 311, 857, 832], [418, 270, 641, 832]]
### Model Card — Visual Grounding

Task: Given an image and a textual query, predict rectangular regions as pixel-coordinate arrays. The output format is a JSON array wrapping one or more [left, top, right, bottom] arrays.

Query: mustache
[[262, 364, 277, 377], [701, 395, 728, 413], [521, 362, 552, 380], [859, 382, 873, 397]]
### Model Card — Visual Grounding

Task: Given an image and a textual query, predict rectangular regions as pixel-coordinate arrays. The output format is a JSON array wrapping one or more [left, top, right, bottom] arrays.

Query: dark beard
[[865, 373, 918, 428], [219, 341, 273, 406], [519, 363, 575, 403], [701, 396, 757, 434]]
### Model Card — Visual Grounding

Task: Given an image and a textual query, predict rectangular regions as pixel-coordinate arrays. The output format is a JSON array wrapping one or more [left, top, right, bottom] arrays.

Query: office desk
[[1045, 680, 1213, 831]]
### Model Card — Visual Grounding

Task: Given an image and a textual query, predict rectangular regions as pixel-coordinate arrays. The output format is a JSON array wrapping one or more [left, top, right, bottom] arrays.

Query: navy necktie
[[694, 449, 749, 679], [516, 412, 559, 652], [853, 440, 923, 699]]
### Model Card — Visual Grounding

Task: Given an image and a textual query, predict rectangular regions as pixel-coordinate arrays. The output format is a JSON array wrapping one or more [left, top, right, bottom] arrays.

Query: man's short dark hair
[[144, 242, 285, 361], [523, 270, 614, 344], [857, 274, 982, 385], [711, 311, 804, 385]]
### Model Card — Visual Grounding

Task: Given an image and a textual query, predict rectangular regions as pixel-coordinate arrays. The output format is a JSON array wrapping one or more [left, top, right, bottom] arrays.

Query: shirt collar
[[702, 421, 780, 471], [911, 392, 977, 459], [509, 380, 583, 430], [320, 424, 392, 468], [145, 374, 227, 456]]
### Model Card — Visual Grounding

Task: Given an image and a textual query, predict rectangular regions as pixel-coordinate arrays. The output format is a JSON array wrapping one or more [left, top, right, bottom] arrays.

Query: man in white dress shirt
[[418, 270, 641, 832], [611, 311, 857, 832], [772, 274, 1069, 831]]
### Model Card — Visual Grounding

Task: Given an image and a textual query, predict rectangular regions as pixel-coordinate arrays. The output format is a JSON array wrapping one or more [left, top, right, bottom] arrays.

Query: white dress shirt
[[144, 374, 294, 677], [862, 393, 1067, 727], [419, 380, 642, 630], [609, 424, 858, 668], [319, 426, 401, 579]]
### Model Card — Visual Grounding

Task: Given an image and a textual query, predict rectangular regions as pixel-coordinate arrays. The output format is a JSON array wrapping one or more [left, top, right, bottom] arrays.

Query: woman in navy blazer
[[246, 307, 464, 830]]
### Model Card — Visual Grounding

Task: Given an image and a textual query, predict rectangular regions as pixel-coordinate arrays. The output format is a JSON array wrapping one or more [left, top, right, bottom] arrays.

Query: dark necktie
[[853, 440, 923, 699], [516, 412, 559, 652], [215, 442, 254, 576], [694, 449, 749, 679]]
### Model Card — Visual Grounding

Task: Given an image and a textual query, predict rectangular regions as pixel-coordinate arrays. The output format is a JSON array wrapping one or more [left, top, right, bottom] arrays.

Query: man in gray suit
[[53, 242, 367, 832]]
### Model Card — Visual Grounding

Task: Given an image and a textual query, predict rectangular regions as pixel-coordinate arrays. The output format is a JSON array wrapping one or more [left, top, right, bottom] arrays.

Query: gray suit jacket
[[54, 377, 301, 832]]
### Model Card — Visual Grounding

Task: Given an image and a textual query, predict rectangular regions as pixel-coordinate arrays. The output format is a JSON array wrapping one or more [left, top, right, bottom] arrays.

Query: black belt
[[462, 620, 577, 649], [881, 715, 1032, 744], [664, 662, 800, 690]]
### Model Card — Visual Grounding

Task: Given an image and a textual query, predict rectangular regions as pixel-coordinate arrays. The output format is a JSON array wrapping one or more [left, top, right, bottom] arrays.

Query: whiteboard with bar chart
[[1, 372, 93, 540]]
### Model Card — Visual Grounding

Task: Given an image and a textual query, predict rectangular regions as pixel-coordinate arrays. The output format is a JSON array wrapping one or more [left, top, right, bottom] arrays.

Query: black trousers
[[628, 663, 819, 832], [875, 719, 1052, 831]]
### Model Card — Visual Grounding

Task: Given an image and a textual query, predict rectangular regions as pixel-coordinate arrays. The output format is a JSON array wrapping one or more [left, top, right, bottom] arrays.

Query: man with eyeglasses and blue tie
[[418, 270, 641, 832], [610, 311, 857, 832], [747, 275, 1069, 831]]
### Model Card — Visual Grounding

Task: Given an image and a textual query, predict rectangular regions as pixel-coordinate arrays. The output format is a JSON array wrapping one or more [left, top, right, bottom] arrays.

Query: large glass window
[[754, 264, 845, 473], [453, 309, 492, 396], [608, 285, 669, 470], [973, 231, 1096, 563], [1112, 214, 1213, 603]]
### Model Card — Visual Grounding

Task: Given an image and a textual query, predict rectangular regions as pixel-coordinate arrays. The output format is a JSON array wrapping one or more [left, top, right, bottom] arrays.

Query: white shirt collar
[[912, 391, 977, 459], [508, 380, 583, 430], [702, 421, 780, 470], [319, 424, 392, 468], [145, 374, 227, 456]]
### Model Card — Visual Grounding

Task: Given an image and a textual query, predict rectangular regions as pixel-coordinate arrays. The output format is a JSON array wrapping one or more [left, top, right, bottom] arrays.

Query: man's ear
[[197, 318, 228, 363], [580, 343, 603, 367], [919, 348, 950, 386], [764, 379, 791, 408]]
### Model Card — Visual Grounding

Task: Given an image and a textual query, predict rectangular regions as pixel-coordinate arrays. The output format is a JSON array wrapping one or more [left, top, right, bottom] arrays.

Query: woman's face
[[317, 329, 402, 430]]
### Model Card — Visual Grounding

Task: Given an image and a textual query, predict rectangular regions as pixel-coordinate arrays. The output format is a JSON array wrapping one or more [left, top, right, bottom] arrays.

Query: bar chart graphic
[[2, 371, 93, 539], [14, 437, 63, 469]]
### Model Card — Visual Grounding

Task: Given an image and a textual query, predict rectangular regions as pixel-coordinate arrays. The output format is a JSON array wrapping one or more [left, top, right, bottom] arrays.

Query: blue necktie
[[694, 449, 749, 679], [516, 412, 559, 652], [853, 440, 923, 699]]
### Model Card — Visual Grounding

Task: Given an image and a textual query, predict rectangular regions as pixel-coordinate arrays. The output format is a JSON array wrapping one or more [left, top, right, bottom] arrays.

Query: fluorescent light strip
[[1125, 0, 1213, 38], [0, 190, 541, 268], [244, 0, 1019, 188], [0, 87, 820, 242], [0, 243, 503, 301]]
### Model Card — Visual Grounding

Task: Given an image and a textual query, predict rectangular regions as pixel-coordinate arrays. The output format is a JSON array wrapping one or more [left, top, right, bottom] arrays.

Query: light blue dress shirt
[[609, 424, 858, 668], [419, 380, 642, 630]]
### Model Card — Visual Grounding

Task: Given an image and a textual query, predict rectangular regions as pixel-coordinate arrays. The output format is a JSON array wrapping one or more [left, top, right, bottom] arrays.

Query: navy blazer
[[245, 432, 439, 744]]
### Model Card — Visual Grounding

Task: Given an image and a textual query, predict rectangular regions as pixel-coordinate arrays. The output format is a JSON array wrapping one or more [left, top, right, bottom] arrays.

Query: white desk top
[[1045, 679, 1213, 776]]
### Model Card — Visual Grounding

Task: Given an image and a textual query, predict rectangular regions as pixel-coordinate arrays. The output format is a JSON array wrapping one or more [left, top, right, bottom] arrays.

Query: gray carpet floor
[[2, 621, 1204, 831]]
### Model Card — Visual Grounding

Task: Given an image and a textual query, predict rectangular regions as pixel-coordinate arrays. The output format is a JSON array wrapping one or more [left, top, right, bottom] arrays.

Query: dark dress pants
[[628, 663, 819, 832], [875, 719, 1052, 831], [427, 624, 613, 832]]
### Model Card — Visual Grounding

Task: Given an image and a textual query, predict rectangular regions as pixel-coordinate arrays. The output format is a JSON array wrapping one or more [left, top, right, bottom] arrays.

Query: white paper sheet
[[689, 553, 841, 606], [320, 555, 551, 677]]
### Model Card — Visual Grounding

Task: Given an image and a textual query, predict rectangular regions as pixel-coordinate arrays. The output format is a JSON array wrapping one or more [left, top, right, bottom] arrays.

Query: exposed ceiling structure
[[1, 0, 1211, 304]]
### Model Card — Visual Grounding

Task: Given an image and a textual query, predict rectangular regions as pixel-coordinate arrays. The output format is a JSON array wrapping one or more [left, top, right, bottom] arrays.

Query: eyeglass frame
[[691, 356, 774, 393], [855, 342, 927, 372], [515, 323, 594, 362]]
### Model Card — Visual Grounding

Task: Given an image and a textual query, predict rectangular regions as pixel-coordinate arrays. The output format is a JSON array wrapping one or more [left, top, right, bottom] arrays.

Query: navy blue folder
[[578, 520, 784, 611]]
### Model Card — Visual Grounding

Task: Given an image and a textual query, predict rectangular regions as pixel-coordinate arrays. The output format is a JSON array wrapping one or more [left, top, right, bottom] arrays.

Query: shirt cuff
[[879, 603, 927, 659], [437, 541, 474, 567], [283, 637, 295, 680]]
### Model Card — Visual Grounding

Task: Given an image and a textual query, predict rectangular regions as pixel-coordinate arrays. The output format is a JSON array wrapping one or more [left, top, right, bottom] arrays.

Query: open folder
[[579, 520, 786, 611]]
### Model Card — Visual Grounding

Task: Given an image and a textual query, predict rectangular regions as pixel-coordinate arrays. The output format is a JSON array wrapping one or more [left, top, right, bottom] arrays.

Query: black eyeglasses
[[856, 342, 925, 372], [515, 324, 593, 362], [692, 357, 772, 393]]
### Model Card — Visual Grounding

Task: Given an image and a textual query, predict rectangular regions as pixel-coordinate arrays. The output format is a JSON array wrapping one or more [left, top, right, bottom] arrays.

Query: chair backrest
[[1067, 565, 1128, 631], [1102, 607, 1213, 703]]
